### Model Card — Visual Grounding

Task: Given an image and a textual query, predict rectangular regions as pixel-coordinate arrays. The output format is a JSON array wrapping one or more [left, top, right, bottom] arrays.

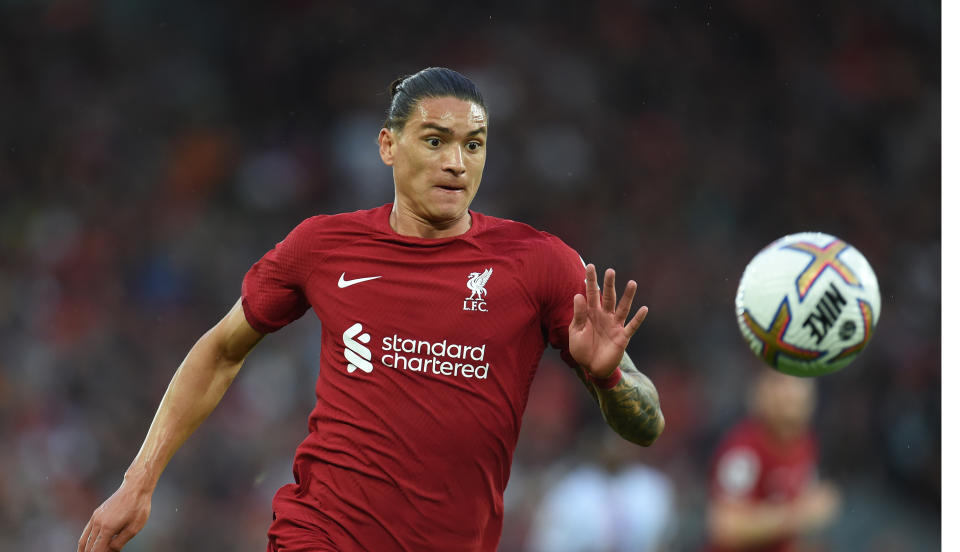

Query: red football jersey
[[242, 204, 585, 551], [705, 418, 818, 552]]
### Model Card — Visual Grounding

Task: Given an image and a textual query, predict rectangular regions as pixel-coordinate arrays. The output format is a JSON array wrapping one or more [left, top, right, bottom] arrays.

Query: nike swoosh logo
[[338, 273, 382, 288]]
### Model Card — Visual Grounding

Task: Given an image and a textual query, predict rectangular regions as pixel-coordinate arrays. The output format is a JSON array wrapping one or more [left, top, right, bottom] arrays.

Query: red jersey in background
[[705, 418, 818, 552]]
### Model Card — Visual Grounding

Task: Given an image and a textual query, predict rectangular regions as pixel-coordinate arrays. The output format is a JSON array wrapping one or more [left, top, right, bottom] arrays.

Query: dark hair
[[383, 67, 486, 131]]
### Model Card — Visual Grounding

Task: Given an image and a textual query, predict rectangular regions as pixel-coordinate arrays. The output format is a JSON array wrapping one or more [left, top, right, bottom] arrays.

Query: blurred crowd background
[[0, 1, 941, 550]]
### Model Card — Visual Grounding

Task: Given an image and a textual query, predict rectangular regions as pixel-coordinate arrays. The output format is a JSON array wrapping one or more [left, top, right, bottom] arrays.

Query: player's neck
[[757, 418, 804, 444], [389, 205, 472, 239]]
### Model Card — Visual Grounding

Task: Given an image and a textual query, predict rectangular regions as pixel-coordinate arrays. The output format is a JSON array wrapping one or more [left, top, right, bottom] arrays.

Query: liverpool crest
[[464, 268, 493, 312]]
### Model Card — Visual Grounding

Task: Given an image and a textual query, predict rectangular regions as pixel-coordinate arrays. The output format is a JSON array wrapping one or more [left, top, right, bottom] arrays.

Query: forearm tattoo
[[595, 354, 664, 446]]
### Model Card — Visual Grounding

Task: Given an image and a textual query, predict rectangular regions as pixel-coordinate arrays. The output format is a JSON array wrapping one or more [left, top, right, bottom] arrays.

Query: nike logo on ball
[[338, 273, 382, 288]]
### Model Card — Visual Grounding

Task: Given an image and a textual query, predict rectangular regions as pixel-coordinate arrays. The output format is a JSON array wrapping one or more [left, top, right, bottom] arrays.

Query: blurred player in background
[[705, 368, 840, 552], [77, 67, 665, 552]]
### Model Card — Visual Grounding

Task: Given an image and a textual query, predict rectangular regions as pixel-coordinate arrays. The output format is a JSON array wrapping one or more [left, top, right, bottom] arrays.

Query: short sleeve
[[241, 218, 317, 333], [535, 234, 586, 353]]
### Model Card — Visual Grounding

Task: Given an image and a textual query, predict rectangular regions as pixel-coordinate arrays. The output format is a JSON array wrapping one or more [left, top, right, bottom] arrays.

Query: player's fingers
[[91, 529, 106, 552], [91, 527, 116, 552], [108, 527, 137, 551], [615, 280, 638, 324], [584, 264, 600, 308], [82, 521, 105, 552], [78, 519, 93, 552], [83, 528, 101, 552], [624, 305, 649, 337], [571, 294, 587, 330], [601, 268, 616, 312]]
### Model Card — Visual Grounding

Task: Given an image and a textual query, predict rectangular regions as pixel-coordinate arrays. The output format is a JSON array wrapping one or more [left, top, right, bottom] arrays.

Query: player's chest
[[304, 243, 536, 330], [759, 458, 814, 500]]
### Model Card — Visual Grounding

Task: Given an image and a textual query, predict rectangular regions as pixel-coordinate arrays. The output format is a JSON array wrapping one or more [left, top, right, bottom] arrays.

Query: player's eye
[[466, 141, 483, 151], [426, 137, 441, 148]]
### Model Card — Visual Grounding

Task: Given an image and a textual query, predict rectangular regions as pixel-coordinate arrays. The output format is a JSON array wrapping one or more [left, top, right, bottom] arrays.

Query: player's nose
[[442, 145, 466, 176]]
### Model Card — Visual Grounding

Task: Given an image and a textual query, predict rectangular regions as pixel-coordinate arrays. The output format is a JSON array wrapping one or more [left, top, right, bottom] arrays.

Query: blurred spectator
[[526, 432, 675, 552]]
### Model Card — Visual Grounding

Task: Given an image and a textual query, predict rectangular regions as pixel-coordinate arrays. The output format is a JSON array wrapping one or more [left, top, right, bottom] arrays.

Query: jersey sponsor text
[[382, 333, 489, 379]]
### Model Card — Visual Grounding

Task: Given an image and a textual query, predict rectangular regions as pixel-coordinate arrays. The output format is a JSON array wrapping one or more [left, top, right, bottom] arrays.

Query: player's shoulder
[[715, 418, 765, 454], [471, 211, 578, 256]]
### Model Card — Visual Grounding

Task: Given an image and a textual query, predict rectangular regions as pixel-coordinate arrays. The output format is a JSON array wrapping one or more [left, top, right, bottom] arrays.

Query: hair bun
[[389, 76, 408, 98]]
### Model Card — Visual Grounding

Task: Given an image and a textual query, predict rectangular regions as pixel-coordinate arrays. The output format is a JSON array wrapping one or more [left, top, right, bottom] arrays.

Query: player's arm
[[568, 264, 664, 447], [707, 483, 840, 547], [590, 352, 664, 446], [78, 298, 264, 552]]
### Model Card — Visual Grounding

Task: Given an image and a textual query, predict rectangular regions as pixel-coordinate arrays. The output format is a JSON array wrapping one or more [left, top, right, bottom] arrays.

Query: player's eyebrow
[[419, 123, 487, 137]]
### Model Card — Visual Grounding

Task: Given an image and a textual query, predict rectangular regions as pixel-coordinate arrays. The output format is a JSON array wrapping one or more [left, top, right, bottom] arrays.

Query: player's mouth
[[435, 184, 466, 192]]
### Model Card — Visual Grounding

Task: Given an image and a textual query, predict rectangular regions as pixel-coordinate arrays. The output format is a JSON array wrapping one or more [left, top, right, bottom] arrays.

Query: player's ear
[[378, 128, 396, 166]]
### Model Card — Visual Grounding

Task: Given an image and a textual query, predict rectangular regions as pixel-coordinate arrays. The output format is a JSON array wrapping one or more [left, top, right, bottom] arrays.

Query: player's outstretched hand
[[569, 264, 648, 379], [78, 479, 152, 552]]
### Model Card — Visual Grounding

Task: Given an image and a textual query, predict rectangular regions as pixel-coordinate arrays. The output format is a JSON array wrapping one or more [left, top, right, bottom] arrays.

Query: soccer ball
[[734, 232, 881, 377]]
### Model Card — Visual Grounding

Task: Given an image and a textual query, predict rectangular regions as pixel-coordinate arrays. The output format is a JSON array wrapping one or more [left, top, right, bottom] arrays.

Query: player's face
[[379, 96, 487, 232], [753, 371, 815, 441]]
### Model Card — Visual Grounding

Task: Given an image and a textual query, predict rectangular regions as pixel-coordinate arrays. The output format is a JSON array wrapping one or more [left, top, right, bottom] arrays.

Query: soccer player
[[78, 67, 665, 552], [704, 368, 840, 552]]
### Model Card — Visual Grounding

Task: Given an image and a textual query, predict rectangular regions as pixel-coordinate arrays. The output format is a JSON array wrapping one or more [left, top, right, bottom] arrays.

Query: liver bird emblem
[[466, 268, 493, 301]]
